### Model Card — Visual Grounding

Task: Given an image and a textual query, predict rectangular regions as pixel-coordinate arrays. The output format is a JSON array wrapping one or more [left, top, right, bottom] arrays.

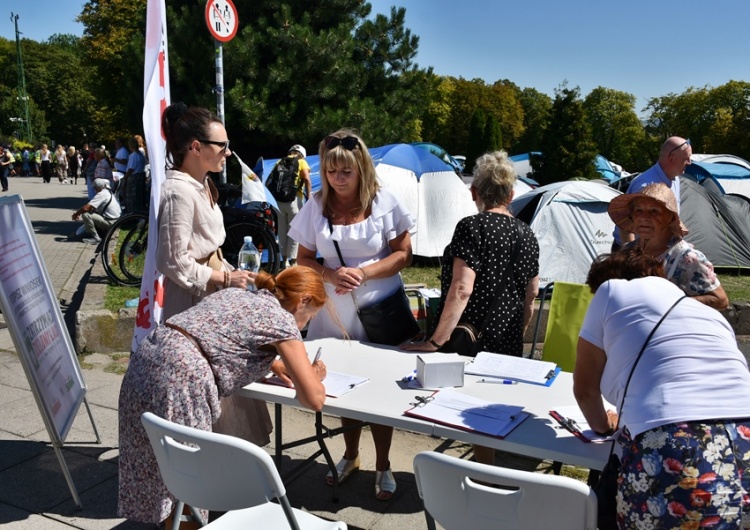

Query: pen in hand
[[312, 347, 322, 365]]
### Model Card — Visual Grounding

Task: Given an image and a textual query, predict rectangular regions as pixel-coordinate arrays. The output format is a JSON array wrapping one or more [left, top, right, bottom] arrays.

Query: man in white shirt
[[72, 178, 122, 244]]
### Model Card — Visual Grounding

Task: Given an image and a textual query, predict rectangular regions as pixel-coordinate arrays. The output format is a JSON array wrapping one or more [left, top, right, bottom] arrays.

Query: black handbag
[[593, 295, 686, 530], [328, 220, 419, 346], [438, 322, 480, 357]]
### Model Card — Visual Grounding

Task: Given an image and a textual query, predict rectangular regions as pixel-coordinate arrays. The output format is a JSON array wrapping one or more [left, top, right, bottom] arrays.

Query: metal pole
[[214, 39, 227, 184], [10, 12, 32, 143]]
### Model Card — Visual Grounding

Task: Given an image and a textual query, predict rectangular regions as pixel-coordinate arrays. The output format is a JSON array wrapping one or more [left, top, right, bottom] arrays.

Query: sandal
[[325, 455, 360, 486], [375, 468, 397, 501]]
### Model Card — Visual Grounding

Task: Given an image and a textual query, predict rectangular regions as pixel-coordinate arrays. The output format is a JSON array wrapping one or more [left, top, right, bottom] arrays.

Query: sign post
[[205, 0, 238, 184]]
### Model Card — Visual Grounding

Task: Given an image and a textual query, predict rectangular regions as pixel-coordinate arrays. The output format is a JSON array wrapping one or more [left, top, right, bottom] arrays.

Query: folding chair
[[530, 281, 593, 372], [141, 412, 347, 530], [413, 451, 597, 530]]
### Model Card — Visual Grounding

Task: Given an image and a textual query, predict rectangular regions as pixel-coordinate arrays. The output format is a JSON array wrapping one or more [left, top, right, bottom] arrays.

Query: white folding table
[[238, 338, 610, 500]]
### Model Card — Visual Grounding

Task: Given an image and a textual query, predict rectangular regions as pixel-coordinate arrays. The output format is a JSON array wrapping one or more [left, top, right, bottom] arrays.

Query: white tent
[[510, 180, 621, 287], [376, 164, 477, 257]]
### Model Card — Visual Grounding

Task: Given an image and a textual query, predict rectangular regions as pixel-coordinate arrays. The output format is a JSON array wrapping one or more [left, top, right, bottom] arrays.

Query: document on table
[[466, 352, 560, 385], [263, 371, 369, 398], [549, 405, 617, 443], [404, 389, 528, 438]]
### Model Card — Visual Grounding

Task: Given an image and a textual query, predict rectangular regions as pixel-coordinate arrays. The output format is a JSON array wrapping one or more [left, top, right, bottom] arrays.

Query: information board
[[0, 195, 86, 444]]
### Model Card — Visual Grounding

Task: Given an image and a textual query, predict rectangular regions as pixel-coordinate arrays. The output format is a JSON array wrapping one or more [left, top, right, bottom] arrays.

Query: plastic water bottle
[[237, 236, 260, 291]]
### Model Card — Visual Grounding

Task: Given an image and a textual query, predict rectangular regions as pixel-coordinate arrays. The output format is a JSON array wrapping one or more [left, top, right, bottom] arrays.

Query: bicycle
[[101, 196, 280, 287]]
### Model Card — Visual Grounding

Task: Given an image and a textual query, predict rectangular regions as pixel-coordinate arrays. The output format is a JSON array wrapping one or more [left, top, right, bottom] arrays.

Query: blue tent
[[684, 160, 750, 199]]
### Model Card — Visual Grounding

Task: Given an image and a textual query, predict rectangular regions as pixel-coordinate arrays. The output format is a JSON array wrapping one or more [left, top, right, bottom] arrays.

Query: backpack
[[265, 156, 300, 202]]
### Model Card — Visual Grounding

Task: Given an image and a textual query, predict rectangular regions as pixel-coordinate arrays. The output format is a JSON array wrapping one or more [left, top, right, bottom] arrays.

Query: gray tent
[[680, 177, 750, 271]]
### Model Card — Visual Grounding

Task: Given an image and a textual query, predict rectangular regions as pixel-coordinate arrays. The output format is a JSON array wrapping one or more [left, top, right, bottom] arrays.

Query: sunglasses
[[668, 138, 690, 156], [324, 136, 360, 151], [198, 139, 230, 153]]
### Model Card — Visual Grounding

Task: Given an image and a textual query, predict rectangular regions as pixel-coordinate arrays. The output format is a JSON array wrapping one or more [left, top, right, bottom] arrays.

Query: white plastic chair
[[413, 451, 597, 530], [141, 412, 347, 530]]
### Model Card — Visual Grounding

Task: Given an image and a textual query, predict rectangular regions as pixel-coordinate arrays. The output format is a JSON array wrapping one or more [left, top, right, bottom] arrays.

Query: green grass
[[104, 284, 140, 311]]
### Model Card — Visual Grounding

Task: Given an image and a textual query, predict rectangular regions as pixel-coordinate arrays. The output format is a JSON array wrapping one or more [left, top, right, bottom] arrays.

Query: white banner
[[132, 0, 170, 351]]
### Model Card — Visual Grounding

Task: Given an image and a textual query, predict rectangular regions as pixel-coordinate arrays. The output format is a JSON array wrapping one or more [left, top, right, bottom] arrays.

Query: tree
[[511, 87, 551, 155], [464, 108, 486, 173], [582, 86, 645, 172], [532, 85, 598, 184]]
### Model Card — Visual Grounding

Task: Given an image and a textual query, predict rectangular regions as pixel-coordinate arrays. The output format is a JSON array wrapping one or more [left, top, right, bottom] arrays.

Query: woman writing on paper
[[574, 247, 750, 529], [289, 129, 416, 500], [402, 150, 539, 465], [118, 267, 329, 525], [157, 103, 269, 448]]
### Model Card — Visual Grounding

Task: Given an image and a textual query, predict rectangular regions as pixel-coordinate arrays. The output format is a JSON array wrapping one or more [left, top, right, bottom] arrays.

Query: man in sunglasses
[[612, 136, 691, 250], [268, 144, 312, 269]]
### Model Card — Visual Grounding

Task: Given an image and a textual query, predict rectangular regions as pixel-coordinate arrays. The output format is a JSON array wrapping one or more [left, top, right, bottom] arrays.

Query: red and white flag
[[132, 0, 170, 351]]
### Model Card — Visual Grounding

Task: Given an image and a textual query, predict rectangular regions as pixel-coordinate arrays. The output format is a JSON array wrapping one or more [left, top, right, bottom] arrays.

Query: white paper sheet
[[549, 405, 617, 443], [264, 371, 369, 398], [405, 389, 528, 438], [466, 352, 558, 384]]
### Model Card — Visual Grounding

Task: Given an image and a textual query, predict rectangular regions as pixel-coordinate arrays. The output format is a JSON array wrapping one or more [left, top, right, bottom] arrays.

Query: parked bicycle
[[101, 184, 280, 287]]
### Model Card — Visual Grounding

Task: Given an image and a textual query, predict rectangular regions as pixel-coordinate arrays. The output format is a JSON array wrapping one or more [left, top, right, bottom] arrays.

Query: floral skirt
[[617, 420, 750, 529]]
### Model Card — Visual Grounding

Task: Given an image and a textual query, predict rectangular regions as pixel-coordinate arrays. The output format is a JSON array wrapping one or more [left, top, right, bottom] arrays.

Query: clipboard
[[549, 408, 616, 443], [466, 353, 561, 386], [404, 390, 529, 439]]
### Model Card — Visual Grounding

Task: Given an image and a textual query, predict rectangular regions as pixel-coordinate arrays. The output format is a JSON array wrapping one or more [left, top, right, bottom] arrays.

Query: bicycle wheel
[[119, 216, 149, 283], [100, 213, 148, 287], [223, 221, 280, 274]]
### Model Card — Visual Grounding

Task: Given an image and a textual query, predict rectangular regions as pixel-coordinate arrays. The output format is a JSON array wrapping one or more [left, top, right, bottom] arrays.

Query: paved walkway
[[3, 176, 555, 529]]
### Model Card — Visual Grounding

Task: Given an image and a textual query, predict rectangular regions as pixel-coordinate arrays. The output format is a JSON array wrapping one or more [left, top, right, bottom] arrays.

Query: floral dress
[[431, 212, 539, 356], [117, 289, 300, 524]]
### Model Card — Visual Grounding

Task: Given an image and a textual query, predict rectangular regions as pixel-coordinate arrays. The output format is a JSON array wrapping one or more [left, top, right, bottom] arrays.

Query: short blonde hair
[[318, 129, 379, 217], [471, 150, 517, 208]]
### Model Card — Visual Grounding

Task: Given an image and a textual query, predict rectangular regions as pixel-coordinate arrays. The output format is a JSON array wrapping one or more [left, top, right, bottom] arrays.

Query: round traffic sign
[[205, 0, 239, 43]]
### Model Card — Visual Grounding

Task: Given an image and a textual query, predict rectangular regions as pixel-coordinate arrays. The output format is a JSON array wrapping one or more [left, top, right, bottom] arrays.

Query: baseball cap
[[288, 144, 306, 158]]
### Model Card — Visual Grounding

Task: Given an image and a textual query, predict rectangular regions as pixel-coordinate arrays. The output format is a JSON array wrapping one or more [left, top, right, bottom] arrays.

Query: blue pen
[[402, 369, 417, 382], [477, 378, 517, 385]]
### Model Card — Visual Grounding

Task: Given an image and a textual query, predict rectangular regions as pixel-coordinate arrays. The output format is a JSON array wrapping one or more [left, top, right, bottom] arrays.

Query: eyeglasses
[[197, 139, 230, 153], [324, 135, 360, 151], [668, 138, 690, 156]]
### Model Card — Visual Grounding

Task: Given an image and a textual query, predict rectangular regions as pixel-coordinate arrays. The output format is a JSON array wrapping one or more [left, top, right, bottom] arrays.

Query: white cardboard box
[[417, 353, 464, 388]]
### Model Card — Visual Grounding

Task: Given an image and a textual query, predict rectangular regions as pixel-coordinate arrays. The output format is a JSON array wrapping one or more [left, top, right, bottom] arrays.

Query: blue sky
[[3, 1, 749, 114]]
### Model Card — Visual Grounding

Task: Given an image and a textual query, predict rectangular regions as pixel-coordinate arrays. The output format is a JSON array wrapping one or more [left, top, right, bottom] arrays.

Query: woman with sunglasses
[[289, 129, 416, 500], [157, 102, 270, 446]]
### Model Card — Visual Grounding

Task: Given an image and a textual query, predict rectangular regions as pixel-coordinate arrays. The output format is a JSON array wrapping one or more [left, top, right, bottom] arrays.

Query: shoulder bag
[[328, 219, 419, 346], [594, 295, 686, 530], [439, 220, 524, 357]]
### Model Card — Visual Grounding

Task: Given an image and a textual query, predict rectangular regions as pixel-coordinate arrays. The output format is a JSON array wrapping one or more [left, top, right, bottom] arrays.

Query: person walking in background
[[82, 145, 98, 199], [122, 137, 148, 214], [608, 183, 728, 309], [39, 144, 52, 183], [117, 267, 329, 526], [267, 144, 312, 268], [0, 146, 12, 192], [157, 102, 269, 447], [29, 145, 39, 177], [612, 136, 691, 251], [54, 144, 68, 183], [574, 247, 750, 529], [67, 146, 80, 185], [72, 178, 121, 244], [290, 129, 416, 501], [402, 150, 540, 466], [93, 147, 114, 191]]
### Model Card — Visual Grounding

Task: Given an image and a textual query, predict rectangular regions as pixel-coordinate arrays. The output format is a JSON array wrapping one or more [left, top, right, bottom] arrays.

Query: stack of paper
[[404, 390, 528, 438], [466, 352, 560, 386], [264, 371, 369, 398], [549, 405, 617, 443]]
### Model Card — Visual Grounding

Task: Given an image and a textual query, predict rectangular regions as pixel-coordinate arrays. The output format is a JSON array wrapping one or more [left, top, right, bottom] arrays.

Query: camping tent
[[679, 176, 750, 271], [510, 180, 621, 287], [250, 143, 477, 257], [685, 156, 750, 199]]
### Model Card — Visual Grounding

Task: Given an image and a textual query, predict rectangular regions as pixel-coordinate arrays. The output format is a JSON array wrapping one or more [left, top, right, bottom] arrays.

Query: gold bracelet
[[359, 267, 368, 284], [223, 270, 230, 289]]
